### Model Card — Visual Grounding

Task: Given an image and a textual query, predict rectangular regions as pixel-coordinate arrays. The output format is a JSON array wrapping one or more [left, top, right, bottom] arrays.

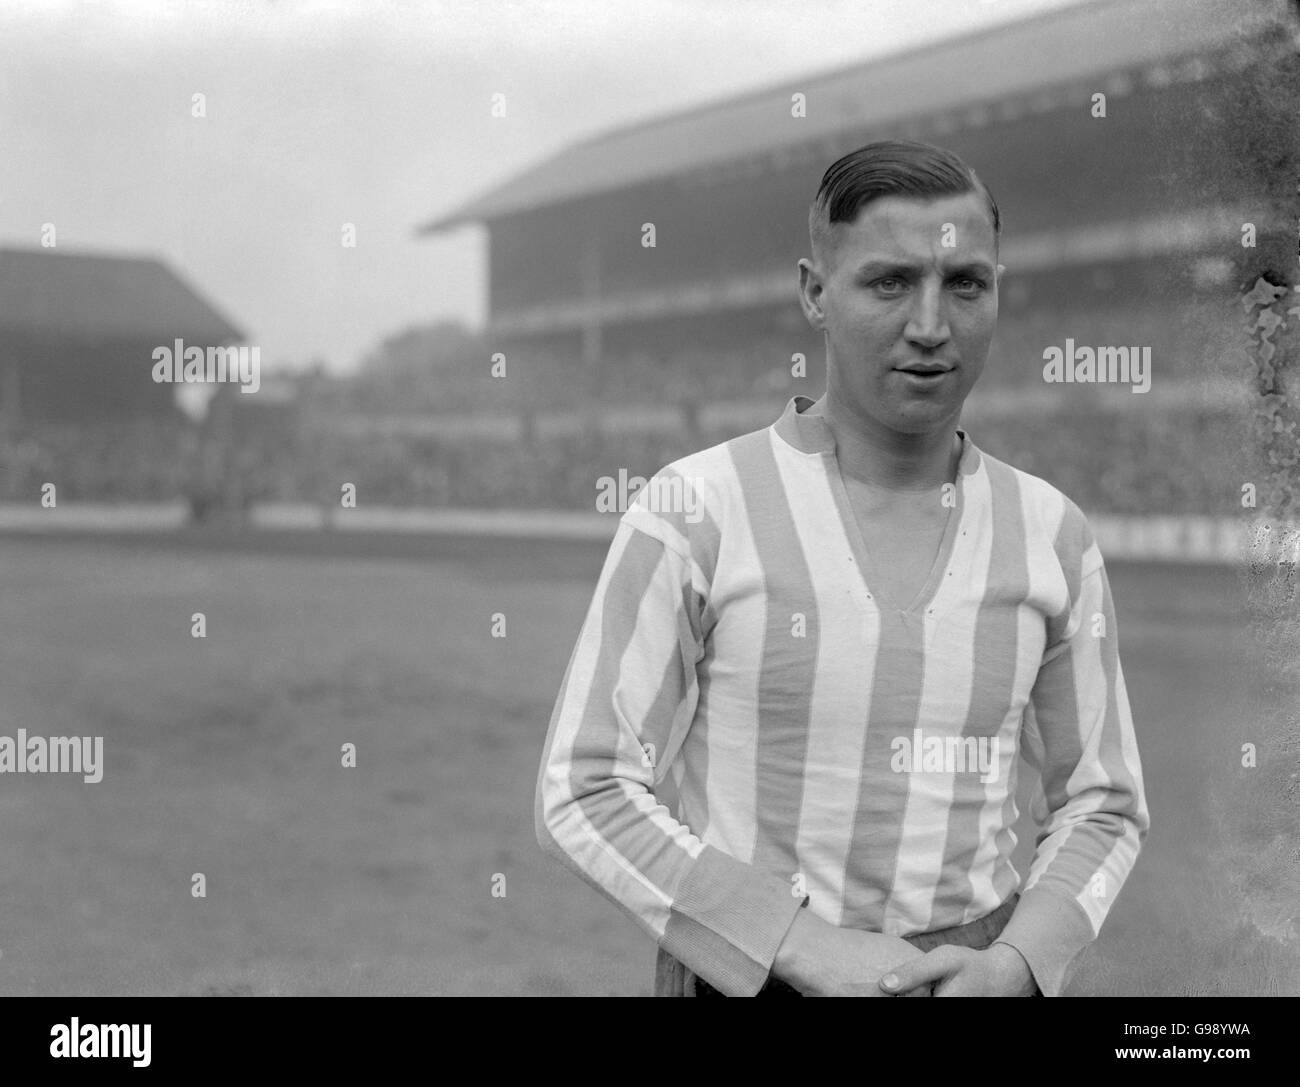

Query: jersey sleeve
[[534, 512, 804, 996], [994, 524, 1150, 996]]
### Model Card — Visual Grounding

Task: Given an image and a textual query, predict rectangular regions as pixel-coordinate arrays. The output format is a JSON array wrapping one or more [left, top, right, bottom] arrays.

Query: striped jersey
[[535, 394, 1149, 997]]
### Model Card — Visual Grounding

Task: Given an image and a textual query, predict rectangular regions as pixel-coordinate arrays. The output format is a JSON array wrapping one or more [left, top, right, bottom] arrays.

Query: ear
[[797, 257, 826, 331]]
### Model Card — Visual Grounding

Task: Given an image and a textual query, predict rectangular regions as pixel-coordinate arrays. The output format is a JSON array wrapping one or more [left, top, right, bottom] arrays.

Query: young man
[[535, 140, 1149, 997]]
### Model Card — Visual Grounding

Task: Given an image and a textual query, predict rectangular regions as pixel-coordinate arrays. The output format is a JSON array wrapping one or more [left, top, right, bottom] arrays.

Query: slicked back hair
[[808, 139, 1000, 271]]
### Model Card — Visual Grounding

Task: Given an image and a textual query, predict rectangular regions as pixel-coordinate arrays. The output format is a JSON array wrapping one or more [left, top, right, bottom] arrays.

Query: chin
[[891, 405, 961, 434]]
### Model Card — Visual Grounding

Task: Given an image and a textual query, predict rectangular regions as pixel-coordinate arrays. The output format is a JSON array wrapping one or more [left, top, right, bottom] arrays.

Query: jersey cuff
[[659, 844, 805, 997], [992, 885, 1095, 997]]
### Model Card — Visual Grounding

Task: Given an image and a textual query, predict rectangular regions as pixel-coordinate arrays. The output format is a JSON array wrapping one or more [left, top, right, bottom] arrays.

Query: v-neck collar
[[772, 395, 981, 617], [836, 472, 963, 615]]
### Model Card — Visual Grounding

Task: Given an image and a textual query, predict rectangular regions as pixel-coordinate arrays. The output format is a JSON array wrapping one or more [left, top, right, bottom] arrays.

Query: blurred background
[[0, 0, 1298, 995]]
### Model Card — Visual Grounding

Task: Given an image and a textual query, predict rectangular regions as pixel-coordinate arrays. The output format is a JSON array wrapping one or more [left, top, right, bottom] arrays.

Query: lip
[[894, 365, 954, 374]]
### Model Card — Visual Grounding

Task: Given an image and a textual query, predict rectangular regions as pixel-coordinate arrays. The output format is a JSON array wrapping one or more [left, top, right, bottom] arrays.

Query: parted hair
[[809, 139, 1000, 267]]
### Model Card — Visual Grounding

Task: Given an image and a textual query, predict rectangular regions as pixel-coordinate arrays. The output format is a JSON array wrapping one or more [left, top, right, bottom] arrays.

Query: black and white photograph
[[0, 0, 1298, 1051]]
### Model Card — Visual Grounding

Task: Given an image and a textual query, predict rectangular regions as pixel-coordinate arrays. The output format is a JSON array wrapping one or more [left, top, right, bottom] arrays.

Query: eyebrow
[[853, 259, 996, 278]]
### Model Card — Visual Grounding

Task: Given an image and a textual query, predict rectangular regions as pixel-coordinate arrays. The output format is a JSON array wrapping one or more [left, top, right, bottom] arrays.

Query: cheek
[[835, 305, 901, 344], [959, 360, 985, 390], [955, 310, 997, 350]]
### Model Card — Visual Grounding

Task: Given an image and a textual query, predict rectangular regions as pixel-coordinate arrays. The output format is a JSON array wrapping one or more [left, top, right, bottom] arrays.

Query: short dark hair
[[808, 139, 1000, 268]]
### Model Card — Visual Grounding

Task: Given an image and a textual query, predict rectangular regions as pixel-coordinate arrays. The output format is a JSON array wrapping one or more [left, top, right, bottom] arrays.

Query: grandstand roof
[[0, 247, 245, 343], [417, 0, 1284, 233]]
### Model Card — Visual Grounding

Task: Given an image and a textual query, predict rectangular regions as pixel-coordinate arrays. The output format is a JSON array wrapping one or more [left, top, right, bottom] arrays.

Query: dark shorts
[[655, 892, 1043, 996]]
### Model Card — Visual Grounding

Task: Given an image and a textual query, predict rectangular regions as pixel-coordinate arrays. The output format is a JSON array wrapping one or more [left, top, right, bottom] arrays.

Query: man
[[535, 140, 1149, 997]]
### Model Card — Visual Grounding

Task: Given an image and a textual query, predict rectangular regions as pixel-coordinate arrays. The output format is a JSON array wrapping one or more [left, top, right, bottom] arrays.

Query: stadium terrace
[[151, 339, 261, 394]]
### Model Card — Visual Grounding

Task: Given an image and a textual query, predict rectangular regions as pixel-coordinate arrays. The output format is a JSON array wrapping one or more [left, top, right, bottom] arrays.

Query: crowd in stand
[[0, 302, 1249, 518], [283, 402, 1245, 516], [0, 418, 196, 503], [3, 405, 1238, 517]]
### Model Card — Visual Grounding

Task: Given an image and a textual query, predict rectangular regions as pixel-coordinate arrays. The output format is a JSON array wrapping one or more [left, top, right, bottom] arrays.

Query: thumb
[[879, 952, 951, 994]]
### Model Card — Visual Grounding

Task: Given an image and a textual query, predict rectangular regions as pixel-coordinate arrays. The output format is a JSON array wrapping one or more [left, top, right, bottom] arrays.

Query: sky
[[0, 0, 1093, 375]]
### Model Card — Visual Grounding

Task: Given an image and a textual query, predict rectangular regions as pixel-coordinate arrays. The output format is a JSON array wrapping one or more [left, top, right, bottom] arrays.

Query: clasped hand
[[773, 910, 1036, 997], [877, 943, 1037, 997]]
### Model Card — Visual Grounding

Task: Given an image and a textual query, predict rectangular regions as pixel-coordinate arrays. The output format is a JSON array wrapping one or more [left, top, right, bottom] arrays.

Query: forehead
[[831, 192, 997, 265]]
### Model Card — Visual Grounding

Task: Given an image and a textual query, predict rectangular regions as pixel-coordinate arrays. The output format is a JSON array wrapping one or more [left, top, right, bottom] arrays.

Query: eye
[[951, 277, 986, 293], [873, 277, 906, 293]]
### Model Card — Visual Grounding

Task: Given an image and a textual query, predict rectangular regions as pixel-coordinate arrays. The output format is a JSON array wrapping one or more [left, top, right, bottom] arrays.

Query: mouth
[[894, 364, 954, 375], [894, 365, 954, 383]]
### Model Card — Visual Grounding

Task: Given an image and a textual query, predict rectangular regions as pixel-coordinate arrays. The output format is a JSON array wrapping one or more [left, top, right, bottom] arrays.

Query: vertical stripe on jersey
[[691, 444, 765, 867], [727, 429, 816, 881], [830, 443, 931, 930], [933, 458, 1031, 928], [775, 433, 881, 927], [878, 461, 979, 934]]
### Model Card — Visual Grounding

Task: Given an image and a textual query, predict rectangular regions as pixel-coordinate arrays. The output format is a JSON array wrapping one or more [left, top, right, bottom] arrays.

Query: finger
[[880, 975, 934, 996], [863, 985, 916, 996], [879, 949, 961, 994]]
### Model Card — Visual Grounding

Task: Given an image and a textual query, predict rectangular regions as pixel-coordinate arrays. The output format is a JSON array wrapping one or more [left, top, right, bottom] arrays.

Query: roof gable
[[0, 247, 245, 343]]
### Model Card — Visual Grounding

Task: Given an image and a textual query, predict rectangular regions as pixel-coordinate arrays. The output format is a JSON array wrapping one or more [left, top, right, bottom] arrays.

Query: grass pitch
[[0, 532, 1293, 995]]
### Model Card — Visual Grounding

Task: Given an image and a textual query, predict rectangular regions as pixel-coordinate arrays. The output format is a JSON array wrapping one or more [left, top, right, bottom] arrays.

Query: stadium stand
[[395, 0, 1288, 523], [1, 0, 1289, 535]]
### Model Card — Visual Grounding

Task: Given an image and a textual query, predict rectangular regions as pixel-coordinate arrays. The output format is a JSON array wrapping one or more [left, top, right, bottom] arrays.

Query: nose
[[904, 279, 950, 349]]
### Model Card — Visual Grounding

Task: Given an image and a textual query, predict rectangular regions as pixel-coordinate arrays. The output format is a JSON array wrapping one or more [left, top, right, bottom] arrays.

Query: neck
[[808, 392, 961, 492]]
